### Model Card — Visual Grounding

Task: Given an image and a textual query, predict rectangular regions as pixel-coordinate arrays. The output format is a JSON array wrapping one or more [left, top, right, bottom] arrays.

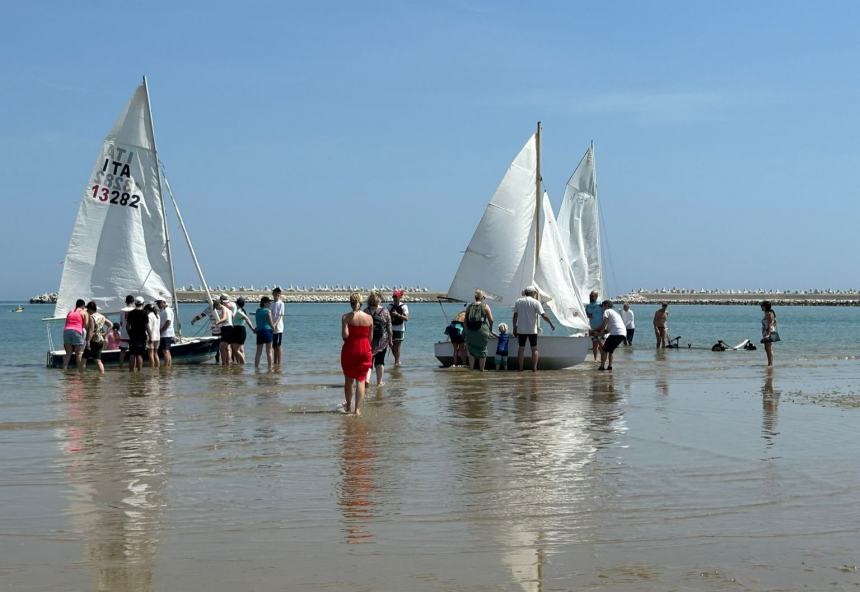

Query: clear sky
[[2, 1, 859, 299]]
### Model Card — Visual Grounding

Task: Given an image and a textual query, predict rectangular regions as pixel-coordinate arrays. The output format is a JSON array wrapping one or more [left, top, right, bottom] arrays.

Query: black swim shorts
[[602, 335, 625, 354], [272, 332, 283, 347], [373, 348, 387, 367], [517, 334, 538, 347]]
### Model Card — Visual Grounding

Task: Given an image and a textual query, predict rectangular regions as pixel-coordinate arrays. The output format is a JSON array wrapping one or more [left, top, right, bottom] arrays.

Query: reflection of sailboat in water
[[45, 78, 219, 367], [435, 123, 591, 369], [59, 375, 170, 590]]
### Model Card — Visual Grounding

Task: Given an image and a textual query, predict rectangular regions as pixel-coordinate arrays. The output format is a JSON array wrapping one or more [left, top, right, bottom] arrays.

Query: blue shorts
[[257, 329, 273, 344], [159, 337, 174, 351], [63, 329, 84, 346]]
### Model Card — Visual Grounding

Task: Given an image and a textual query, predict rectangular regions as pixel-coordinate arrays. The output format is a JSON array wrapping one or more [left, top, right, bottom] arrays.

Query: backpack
[[465, 304, 485, 331], [371, 309, 386, 341]]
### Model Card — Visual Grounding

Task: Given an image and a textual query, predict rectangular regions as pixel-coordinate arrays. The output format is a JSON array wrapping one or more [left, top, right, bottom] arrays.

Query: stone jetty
[[619, 289, 860, 307]]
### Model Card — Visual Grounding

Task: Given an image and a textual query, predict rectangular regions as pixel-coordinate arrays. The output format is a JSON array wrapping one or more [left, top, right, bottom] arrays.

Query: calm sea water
[[1, 302, 859, 591]]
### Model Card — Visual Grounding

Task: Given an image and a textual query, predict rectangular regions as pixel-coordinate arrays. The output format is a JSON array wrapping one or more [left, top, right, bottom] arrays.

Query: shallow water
[[1, 303, 859, 591]]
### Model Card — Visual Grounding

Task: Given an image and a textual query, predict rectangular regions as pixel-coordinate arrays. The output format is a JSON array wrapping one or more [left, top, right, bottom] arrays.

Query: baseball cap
[[219, 294, 231, 302], [393, 289, 404, 298], [134, 296, 145, 305]]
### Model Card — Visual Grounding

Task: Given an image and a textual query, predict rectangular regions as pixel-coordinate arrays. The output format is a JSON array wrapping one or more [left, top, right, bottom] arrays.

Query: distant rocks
[[619, 290, 860, 307], [29, 292, 57, 304]]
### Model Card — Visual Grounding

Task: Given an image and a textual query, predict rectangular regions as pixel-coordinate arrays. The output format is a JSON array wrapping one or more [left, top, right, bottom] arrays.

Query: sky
[[2, 1, 859, 299]]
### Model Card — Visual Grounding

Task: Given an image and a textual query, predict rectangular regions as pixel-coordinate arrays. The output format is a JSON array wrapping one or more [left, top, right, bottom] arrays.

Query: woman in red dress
[[341, 292, 373, 415]]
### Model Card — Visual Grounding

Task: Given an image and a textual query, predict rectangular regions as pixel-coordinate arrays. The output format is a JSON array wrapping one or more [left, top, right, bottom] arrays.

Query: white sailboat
[[46, 77, 219, 367], [557, 143, 604, 304], [434, 123, 591, 369]]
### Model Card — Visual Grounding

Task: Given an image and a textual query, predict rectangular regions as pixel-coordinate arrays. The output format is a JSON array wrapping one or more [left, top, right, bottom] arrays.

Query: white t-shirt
[[119, 305, 134, 340], [514, 296, 545, 334], [215, 306, 233, 327], [271, 299, 285, 333], [621, 308, 635, 329], [390, 303, 409, 331], [603, 309, 627, 336], [159, 307, 175, 338], [147, 312, 160, 342]]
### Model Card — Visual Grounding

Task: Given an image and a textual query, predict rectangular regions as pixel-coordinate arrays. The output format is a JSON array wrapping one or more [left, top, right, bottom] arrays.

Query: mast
[[535, 121, 542, 267], [143, 76, 182, 332]]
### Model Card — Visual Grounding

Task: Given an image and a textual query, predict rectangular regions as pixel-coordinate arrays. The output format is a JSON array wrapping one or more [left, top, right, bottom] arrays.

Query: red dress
[[341, 324, 373, 380]]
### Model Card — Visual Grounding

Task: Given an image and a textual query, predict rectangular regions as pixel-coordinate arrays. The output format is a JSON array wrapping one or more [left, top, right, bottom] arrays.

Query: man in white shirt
[[512, 286, 555, 371], [271, 287, 285, 367], [592, 300, 627, 371], [388, 289, 409, 367], [157, 299, 175, 367], [621, 302, 635, 346]]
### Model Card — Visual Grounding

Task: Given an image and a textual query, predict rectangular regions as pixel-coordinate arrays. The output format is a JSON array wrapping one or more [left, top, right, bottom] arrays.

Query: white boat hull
[[434, 335, 591, 370]]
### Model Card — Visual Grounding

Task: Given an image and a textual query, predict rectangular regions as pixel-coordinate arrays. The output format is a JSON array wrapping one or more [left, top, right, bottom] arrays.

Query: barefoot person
[[271, 287, 285, 367], [621, 302, 635, 346], [125, 296, 150, 373], [82, 301, 108, 374], [254, 296, 275, 370], [145, 304, 160, 368], [118, 294, 135, 368], [341, 292, 373, 415], [512, 286, 555, 371], [62, 299, 89, 371], [592, 300, 626, 371], [585, 291, 603, 361], [760, 300, 778, 367], [464, 289, 493, 371], [364, 291, 392, 386], [157, 299, 174, 367], [230, 297, 253, 364], [388, 289, 409, 366], [653, 303, 669, 349]]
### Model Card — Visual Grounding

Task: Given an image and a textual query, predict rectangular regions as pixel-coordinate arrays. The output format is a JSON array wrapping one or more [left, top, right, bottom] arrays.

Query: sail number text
[[91, 184, 141, 208]]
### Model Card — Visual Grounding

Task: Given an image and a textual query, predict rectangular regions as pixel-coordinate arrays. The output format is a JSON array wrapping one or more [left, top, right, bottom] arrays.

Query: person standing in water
[[230, 297, 253, 364], [126, 297, 151, 373], [464, 289, 494, 371], [585, 291, 603, 361], [341, 292, 373, 415], [760, 300, 778, 367], [593, 300, 627, 371], [271, 287, 285, 367], [653, 302, 669, 349], [157, 299, 174, 367], [82, 301, 108, 374], [621, 302, 635, 346], [62, 299, 89, 371], [388, 289, 409, 367], [118, 294, 135, 368], [364, 291, 393, 386], [512, 286, 555, 371], [255, 296, 275, 370]]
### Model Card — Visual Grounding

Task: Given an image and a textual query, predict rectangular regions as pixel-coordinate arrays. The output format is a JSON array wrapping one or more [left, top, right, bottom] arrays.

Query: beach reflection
[[58, 373, 170, 591], [337, 417, 377, 544], [761, 370, 780, 446]]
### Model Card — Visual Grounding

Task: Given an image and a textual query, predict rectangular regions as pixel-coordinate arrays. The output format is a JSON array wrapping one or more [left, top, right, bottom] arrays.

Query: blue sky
[[2, 1, 859, 299]]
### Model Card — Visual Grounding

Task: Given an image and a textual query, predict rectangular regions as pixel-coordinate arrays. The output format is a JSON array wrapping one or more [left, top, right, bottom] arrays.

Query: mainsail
[[447, 135, 538, 305], [557, 145, 604, 304], [54, 84, 173, 316]]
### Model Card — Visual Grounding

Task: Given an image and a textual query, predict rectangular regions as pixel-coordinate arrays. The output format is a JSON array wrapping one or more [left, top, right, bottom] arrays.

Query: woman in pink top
[[62, 299, 89, 371]]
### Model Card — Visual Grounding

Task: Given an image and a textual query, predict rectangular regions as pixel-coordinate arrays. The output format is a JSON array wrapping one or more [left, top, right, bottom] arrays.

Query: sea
[[1, 301, 859, 591]]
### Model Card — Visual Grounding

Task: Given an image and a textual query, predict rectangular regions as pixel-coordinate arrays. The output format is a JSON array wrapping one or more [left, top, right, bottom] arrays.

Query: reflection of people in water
[[60, 373, 167, 591], [338, 419, 376, 544], [761, 370, 779, 444]]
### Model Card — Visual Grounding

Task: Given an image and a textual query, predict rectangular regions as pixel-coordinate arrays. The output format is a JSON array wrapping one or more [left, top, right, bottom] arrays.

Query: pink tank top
[[64, 309, 84, 333]]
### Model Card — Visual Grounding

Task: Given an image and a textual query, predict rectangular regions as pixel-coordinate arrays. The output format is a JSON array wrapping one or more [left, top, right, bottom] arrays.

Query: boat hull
[[48, 336, 220, 368], [434, 335, 591, 370]]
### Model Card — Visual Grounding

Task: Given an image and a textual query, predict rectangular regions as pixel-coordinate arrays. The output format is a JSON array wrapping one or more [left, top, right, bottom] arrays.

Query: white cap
[[134, 296, 145, 305], [219, 293, 231, 302]]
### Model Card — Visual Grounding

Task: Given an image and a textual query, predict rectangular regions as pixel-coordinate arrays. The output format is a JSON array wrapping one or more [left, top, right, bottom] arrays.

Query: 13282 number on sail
[[91, 185, 140, 208]]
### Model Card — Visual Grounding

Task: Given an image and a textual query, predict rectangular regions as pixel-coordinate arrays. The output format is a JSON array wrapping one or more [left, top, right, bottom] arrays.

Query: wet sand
[[1, 303, 859, 591]]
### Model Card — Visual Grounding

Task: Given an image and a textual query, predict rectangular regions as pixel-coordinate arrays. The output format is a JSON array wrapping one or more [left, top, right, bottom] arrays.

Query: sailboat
[[557, 143, 604, 304], [434, 123, 591, 369], [45, 77, 219, 367]]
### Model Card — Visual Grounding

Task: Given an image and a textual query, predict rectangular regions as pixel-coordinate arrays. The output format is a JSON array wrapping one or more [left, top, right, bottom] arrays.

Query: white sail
[[447, 135, 538, 305], [557, 145, 604, 303], [54, 84, 172, 317], [534, 193, 589, 331]]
